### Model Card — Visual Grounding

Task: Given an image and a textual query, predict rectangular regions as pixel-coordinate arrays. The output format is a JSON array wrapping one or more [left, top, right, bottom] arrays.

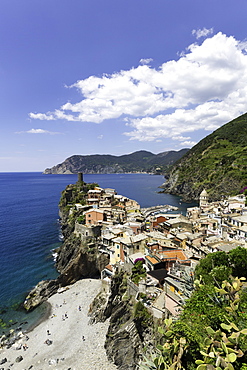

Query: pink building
[[84, 209, 105, 226]]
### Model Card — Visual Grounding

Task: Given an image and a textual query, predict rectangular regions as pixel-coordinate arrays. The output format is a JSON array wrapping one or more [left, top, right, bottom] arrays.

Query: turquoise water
[[0, 172, 195, 334]]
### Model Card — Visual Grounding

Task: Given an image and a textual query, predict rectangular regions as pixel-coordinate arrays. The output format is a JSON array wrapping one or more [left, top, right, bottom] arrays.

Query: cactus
[[140, 277, 247, 370], [195, 277, 247, 370], [140, 318, 188, 370]]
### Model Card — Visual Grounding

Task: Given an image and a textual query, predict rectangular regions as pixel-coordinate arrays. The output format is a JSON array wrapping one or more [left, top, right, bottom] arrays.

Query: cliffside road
[[0, 279, 117, 370]]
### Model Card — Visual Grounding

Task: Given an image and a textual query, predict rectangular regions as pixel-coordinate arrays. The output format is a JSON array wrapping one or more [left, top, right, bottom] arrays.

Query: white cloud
[[29, 113, 56, 121], [27, 129, 51, 134], [139, 58, 153, 65], [192, 27, 214, 39], [172, 135, 191, 141], [179, 140, 197, 147], [16, 128, 61, 134], [29, 32, 247, 146]]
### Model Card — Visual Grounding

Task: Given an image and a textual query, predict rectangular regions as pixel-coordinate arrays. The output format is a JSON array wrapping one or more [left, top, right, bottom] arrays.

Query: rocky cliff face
[[161, 170, 200, 202], [88, 273, 156, 369], [55, 234, 109, 285]]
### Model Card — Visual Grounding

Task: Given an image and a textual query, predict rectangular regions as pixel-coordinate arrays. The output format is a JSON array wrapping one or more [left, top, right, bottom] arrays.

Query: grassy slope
[[165, 113, 247, 200]]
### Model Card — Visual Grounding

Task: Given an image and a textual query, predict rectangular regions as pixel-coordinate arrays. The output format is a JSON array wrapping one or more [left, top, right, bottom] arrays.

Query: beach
[[0, 279, 117, 370]]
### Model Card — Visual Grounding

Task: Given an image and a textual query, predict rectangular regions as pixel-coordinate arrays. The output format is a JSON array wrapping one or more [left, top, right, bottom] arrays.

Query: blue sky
[[1, 0, 247, 171]]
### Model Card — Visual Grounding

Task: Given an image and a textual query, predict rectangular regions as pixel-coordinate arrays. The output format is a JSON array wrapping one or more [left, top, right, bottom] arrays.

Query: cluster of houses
[[70, 176, 247, 319]]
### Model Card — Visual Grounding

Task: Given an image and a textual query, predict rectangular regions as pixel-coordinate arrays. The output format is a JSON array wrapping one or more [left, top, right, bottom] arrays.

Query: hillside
[[162, 112, 247, 201], [43, 149, 188, 174]]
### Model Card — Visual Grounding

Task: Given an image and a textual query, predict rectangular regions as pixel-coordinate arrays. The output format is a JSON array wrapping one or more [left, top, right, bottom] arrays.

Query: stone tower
[[199, 189, 209, 208], [77, 172, 83, 185]]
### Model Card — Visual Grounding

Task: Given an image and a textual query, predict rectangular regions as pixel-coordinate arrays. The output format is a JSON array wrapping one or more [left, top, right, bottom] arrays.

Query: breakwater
[[141, 204, 178, 216]]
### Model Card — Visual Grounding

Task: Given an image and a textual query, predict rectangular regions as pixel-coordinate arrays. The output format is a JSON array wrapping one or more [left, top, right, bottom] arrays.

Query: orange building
[[84, 209, 105, 226]]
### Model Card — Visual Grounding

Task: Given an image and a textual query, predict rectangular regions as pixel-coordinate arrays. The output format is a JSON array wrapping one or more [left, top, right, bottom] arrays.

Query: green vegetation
[[59, 182, 99, 209], [194, 247, 247, 284], [141, 247, 247, 370], [77, 214, 85, 224], [133, 301, 152, 328], [131, 259, 146, 284], [164, 113, 247, 200], [58, 181, 99, 233], [141, 276, 247, 370]]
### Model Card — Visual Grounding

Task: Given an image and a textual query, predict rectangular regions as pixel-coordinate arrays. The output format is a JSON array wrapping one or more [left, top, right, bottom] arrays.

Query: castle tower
[[199, 189, 209, 208], [77, 172, 83, 186]]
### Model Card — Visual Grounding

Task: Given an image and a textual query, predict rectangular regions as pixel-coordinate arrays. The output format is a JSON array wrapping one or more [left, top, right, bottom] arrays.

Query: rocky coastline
[[1, 179, 158, 369], [0, 279, 118, 369]]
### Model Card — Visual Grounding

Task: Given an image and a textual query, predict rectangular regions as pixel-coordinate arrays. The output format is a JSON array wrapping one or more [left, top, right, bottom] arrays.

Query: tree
[[131, 259, 146, 284], [228, 247, 247, 279], [194, 251, 231, 284]]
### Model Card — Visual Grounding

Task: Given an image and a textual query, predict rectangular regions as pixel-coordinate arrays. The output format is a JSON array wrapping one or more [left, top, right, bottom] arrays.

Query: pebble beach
[[0, 279, 117, 370]]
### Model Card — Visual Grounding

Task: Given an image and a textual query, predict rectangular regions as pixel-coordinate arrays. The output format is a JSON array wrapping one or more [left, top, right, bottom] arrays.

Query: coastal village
[[1, 174, 247, 369], [69, 173, 247, 319]]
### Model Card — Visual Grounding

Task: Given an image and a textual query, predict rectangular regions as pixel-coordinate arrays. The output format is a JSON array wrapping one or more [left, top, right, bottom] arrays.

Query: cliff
[[88, 272, 157, 369], [24, 181, 109, 311], [162, 112, 247, 201], [43, 149, 188, 175]]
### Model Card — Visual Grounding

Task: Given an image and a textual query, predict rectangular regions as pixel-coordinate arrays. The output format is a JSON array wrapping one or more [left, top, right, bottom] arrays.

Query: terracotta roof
[[105, 264, 113, 272], [116, 203, 125, 208], [160, 249, 188, 261], [146, 255, 161, 265]]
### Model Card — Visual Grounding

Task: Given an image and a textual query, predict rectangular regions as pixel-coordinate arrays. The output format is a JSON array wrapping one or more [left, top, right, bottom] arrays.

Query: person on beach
[[44, 339, 52, 345]]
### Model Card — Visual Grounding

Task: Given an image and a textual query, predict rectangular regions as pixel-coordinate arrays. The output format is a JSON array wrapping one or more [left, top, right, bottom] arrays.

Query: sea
[[0, 172, 196, 335]]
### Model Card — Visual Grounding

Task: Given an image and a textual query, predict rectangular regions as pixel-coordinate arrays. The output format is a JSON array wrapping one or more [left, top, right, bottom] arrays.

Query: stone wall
[[127, 278, 139, 299]]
